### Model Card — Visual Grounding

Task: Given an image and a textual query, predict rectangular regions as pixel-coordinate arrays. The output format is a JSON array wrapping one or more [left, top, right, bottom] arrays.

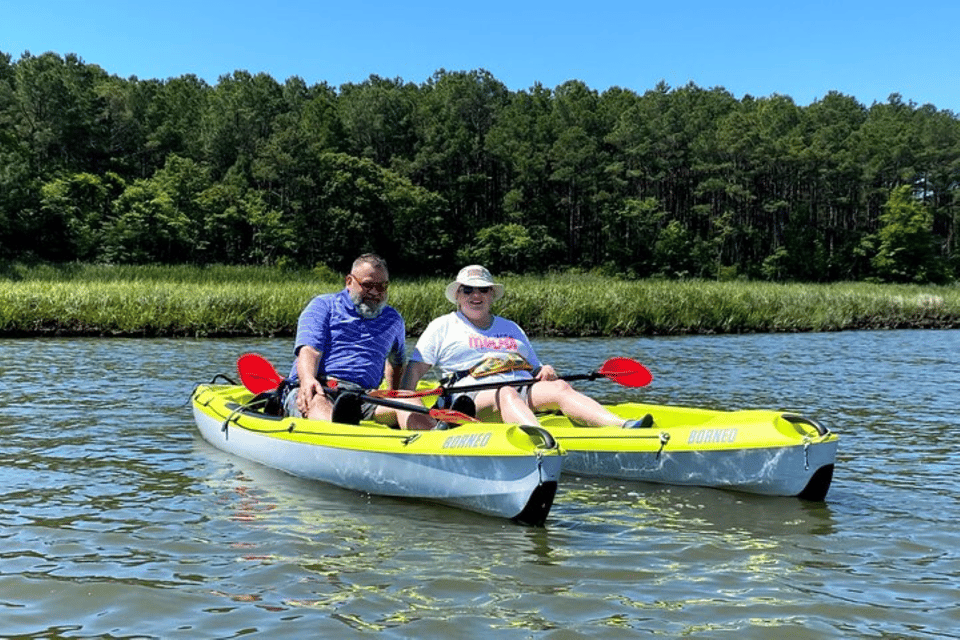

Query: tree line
[[1, 49, 958, 282]]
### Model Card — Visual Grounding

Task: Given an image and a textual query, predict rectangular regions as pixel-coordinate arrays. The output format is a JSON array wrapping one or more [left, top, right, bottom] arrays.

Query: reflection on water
[[1, 331, 959, 637]]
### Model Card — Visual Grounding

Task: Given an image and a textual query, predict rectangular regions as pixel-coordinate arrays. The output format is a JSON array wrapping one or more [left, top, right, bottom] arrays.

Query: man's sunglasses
[[350, 274, 389, 293], [460, 285, 491, 295], [359, 281, 388, 293]]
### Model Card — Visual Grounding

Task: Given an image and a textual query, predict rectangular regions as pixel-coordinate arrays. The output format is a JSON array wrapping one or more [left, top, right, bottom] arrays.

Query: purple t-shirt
[[288, 289, 406, 389]]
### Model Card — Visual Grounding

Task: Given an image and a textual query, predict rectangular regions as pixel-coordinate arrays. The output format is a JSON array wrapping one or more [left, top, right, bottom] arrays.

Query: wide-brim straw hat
[[444, 265, 505, 304]]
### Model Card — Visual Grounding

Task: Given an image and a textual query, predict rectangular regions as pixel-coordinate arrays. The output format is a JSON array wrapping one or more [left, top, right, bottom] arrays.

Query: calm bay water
[[1, 330, 958, 638]]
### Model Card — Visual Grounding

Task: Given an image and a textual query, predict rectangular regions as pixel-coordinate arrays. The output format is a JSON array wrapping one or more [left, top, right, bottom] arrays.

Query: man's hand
[[297, 377, 323, 415]]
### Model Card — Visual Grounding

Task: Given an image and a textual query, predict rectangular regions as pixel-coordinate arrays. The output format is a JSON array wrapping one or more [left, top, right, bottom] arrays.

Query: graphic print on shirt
[[468, 335, 520, 351]]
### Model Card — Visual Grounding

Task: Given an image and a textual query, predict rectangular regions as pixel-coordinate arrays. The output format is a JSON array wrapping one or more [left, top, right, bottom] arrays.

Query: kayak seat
[[451, 394, 477, 418], [435, 394, 477, 418], [433, 394, 477, 430], [251, 390, 284, 417], [332, 392, 363, 425]]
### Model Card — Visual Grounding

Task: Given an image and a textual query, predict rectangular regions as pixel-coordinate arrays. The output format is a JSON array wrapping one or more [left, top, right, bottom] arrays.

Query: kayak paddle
[[237, 352, 285, 393], [236, 352, 478, 424], [369, 356, 653, 399]]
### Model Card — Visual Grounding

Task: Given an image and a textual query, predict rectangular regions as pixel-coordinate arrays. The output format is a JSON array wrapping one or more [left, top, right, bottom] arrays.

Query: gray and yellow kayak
[[191, 383, 563, 524]]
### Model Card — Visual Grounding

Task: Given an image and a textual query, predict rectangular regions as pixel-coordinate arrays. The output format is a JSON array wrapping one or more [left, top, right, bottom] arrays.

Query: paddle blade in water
[[237, 353, 285, 393], [598, 357, 653, 387]]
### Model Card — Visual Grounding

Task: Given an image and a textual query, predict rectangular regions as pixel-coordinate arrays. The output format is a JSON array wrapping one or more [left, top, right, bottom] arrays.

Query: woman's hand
[[535, 364, 558, 381]]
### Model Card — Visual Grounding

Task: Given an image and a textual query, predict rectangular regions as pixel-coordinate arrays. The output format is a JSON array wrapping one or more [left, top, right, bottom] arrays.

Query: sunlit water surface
[[1, 331, 958, 638]]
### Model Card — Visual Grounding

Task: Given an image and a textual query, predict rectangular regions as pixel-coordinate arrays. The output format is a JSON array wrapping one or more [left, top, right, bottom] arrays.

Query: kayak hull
[[192, 384, 562, 524]]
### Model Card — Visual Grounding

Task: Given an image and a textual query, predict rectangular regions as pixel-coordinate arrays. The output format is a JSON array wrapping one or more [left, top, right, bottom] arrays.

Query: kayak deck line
[[196, 387, 459, 443], [221, 408, 422, 442]]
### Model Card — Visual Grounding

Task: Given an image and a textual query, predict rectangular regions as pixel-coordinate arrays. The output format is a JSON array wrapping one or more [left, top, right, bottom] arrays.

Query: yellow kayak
[[538, 403, 836, 499], [191, 383, 563, 524], [411, 381, 837, 499]]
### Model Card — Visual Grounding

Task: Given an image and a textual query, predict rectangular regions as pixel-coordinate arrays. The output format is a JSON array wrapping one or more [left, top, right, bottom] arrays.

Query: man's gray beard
[[350, 291, 388, 318]]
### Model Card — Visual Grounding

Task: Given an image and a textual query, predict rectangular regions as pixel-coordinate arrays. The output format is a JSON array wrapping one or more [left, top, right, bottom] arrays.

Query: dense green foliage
[[2, 50, 959, 282], [1, 264, 957, 337]]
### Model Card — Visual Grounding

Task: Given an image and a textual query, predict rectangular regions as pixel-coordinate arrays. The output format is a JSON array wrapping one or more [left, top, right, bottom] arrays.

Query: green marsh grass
[[1, 264, 958, 337]]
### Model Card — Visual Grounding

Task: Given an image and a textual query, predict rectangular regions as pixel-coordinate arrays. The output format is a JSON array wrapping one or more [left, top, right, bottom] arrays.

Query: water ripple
[[1, 332, 959, 638]]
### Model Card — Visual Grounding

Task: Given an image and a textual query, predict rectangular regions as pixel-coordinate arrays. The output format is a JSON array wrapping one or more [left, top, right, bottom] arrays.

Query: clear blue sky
[[3, 0, 958, 112]]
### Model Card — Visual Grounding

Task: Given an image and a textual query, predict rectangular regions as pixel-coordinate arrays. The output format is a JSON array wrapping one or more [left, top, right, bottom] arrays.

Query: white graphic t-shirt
[[409, 311, 542, 386]]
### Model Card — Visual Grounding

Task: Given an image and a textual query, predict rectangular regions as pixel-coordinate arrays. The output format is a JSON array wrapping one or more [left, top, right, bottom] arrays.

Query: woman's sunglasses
[[460, 285, 492, 295]]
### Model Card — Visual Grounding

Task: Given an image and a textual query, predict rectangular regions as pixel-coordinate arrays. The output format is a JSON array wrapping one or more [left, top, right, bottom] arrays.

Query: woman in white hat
[[401, 265, 648, 428]]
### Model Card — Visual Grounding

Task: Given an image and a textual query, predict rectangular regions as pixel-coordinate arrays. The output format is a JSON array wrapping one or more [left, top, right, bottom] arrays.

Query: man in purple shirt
[[285, 253, 432, 429]]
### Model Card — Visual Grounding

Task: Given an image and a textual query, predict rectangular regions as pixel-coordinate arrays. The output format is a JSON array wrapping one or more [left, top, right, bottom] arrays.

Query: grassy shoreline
[[1, 264, 958, 338]]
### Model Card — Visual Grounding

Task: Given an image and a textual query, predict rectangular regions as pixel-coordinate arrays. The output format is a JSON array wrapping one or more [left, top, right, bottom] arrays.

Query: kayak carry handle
[[518, 424, 559, 450], [781, 413, 830, 437]]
